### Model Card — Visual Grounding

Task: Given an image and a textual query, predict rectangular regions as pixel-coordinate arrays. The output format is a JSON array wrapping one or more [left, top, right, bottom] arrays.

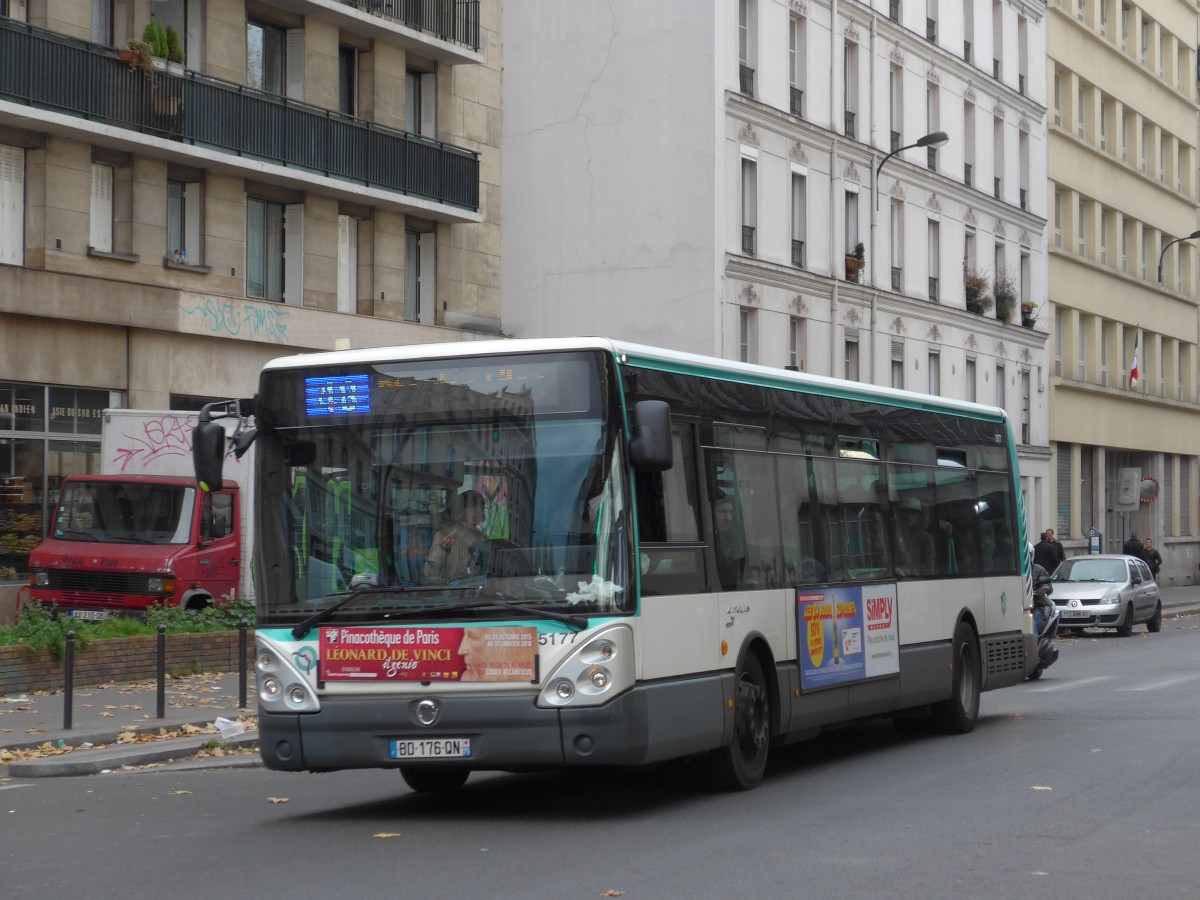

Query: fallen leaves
[[373, 833, 403, 839], [601, 891, 625, 897], [167, 790, 192, 795], [1030, 785, 1053, 791]]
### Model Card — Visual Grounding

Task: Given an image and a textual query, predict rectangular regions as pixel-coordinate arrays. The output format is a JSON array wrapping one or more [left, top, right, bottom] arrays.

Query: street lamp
[[1156, 230, 1200, 284], [874, 131, 949, 209]]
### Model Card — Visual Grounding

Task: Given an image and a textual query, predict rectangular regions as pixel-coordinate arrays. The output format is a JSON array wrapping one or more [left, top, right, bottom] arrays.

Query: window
[[993, 117, 1003, 199], [965, 358, 976, 402], [1100, 320, 1109, 385], [1054, 190, 1063, 248], [926, 0, 938, 42], [1053, 70, 1062, 126], [741, 156, 757, 256], [247, 20, 300, 98], [927, 220, 940, 300], [891, 340, 905, 390], [1100, 212, 1108, 265], [844, 41, 858, 137], [964, 100, 975, 185], [150, 0, 203, 72], [339, 46, 357, 116], [166, 179, 201, 264], [963, 0, 974, 60], [890, 66, 903, 151], [1054, 307, 1063, 376], [405, 225, 435, 323], [890, 199, 903, 291], [845, 190, 859, 261], [1077, 85, 1085, 138], [337, 214, 358, 314], [788, 317, 805, 370], [246, 198, 302, 304], [926, 84, 940, 169], [1077, 198, 1086, 256], [89, 163, 113, 254], [1078, 316, 1087, 380], [1120, 216, 1129, 272], [845, 336, 860, 381], [91, 0, 110, 44], [791, 172, 806, 268], [789, 13, 806, 114], [996, 364, 1006, 409], [0, 143, 23, 266], [739, 0, 757, 95], [738, 308, 756, 363], [1020, 370, 1031, 443], [1099, 0, 1108, 34], [406, 68, 437, 137], [929, 352, 941, 396], [1100, 98, 1108, 150]]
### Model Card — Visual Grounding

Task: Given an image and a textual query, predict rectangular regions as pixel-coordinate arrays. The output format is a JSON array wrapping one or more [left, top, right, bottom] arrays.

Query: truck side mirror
[[193, 421, 226, 492], [628, 400, 673, 472]]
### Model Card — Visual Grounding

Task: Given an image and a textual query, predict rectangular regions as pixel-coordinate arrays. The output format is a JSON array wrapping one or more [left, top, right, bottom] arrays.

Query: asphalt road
[[3, 615, 1198, 900]]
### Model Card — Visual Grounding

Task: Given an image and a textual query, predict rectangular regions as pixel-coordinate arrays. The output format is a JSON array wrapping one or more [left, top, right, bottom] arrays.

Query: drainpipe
[[829, 0, 840, 376], [868, 12, 878, 384]]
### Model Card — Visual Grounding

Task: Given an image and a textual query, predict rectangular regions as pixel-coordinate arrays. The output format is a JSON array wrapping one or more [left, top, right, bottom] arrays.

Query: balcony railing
[[964, 40, 972, 63], [790, 86, 804, 117], [993, 59, 1001, 79], [891, 130, 900, 152], [994, 176, 1002, 199], [891, 267, 902, 292], [1018, 73, 1026, 95], [742, 225, 756, 256], [1019, 187, 1028, 210], [964, 162, 973, 187], [845, 110, 856, 139], [926, 18, 937, 42], [0, 18, 479, 211], [889, 0, 900, 22], [927, 146, 938, 171], [340, 0, 481, 51], [739, 64, 755, 97], [792, 239, 806, 269], [928, 276, 939, 301]]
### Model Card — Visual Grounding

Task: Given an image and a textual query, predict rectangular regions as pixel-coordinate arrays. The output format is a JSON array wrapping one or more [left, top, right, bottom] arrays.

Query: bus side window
[[637, 421, 707, 596]]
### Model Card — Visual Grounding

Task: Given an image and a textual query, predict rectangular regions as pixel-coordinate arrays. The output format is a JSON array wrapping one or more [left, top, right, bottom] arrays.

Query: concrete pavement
[[3, 585, 1199, 779]]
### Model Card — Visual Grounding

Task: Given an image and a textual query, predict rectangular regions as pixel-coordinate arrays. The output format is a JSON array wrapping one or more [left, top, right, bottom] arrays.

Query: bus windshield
[[252, 350, 631, 626]]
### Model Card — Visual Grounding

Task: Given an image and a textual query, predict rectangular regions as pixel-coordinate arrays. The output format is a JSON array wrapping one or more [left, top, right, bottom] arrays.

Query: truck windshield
[[52, 481, 195, 545], [253, 350, 632, 626]]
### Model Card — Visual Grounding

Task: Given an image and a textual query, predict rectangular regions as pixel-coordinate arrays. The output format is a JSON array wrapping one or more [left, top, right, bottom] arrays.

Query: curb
[[6, 732, 259, 778], [0, 715, 252, 754]]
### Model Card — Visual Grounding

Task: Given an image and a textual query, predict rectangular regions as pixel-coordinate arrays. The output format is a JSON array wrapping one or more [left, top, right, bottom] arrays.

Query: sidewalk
[[0, 670, 258, 778], [4, 585, 1199, 779]]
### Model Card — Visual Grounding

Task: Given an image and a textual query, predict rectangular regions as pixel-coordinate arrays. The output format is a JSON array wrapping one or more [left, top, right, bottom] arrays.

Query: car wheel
[[400, 767, 470, 794], [1146, 601, 1162, 633], [932, 621, 980, 734], [1116, 603, 1134, 637], [701, 652, 770, 791]]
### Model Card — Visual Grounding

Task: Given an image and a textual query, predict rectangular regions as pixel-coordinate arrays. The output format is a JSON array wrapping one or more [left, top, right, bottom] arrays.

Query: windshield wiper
[[55, 529, 100, 542], [383, 594, 588, 630], [291, 583, 480, 639]]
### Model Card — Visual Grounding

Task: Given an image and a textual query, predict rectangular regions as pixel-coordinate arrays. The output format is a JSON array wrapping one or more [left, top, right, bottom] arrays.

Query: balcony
[[739, 65, 755, 97], [742, 225, 756, 257], [0, 18, 479, 212], [339, 0, 481, 53], [790, 87, 804, 118], [791, 239, 806, 269], [844, 110, 856, 139]]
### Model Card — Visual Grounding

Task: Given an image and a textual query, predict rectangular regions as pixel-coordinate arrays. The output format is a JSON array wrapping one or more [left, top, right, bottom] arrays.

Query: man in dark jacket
[[1034, 529, 1066, 572], [1123, 531, 1145, 560], [1143, 538, 1163, 579]]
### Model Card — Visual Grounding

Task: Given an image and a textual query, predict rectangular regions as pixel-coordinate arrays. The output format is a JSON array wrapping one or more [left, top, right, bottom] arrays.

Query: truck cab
[[28, 475, 240, 618]]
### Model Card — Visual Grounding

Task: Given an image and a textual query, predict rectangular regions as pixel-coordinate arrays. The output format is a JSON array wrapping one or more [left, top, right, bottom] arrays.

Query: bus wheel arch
[[931, 616, 981, 734], [702, 637, 775, 791]]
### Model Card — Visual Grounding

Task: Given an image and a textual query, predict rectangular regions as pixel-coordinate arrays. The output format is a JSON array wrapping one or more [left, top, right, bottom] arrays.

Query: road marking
[[1116, 674, 1200, 692], [1025, 675, 1116, 693], [0, 783, 32, 792]]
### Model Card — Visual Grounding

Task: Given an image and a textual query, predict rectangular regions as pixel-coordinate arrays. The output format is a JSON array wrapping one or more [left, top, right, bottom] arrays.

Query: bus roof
[[262, 336, 1008, 424]]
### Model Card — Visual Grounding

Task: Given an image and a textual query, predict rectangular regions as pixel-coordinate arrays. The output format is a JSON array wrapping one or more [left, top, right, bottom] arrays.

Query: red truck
[[27, 410, 253, 619]]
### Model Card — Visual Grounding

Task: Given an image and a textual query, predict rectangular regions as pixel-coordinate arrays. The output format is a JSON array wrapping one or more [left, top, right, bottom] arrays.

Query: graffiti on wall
[[181, 298, 291, 343]]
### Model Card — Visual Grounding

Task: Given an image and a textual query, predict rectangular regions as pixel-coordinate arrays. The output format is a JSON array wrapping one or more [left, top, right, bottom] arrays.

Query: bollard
[[63, 630, 75, 731], [156, 623, 166, 719], [238, 618, 249, 710]]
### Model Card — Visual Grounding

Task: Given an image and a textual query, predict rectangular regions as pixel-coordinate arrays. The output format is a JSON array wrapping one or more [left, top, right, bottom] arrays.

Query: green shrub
[[165, 25, 185, 64], [142, 17, 169, 58]]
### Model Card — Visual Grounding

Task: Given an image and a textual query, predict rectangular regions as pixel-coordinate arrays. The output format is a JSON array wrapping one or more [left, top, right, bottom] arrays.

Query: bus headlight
[[256, 635, 320, 714], [537, 625, 634, 708]]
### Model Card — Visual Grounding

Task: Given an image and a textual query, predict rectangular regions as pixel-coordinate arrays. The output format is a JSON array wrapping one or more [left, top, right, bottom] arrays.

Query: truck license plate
[[389, 738, 471, 760], [69, 609, 109, 621], [1059, 610, 1089, 619]]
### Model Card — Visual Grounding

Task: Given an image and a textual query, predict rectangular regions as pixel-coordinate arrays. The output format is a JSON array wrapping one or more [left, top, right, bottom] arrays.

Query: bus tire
[[931, 621, 980, 735], [400, 767, 470, 794], [701, 652, 770, 791]]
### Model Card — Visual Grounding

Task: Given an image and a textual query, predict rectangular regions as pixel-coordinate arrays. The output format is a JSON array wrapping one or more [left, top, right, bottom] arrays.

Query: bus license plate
[[389, 738, 471, 760], [69, 609, 109, 621], [1059, 610, 1090, 619]]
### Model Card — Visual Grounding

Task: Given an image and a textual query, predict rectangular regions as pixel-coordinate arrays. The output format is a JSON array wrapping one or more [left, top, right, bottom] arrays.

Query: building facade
[[1047, 0, 1200, 584], [502, 0, 1052, 537], [0, 0, 501, 583]]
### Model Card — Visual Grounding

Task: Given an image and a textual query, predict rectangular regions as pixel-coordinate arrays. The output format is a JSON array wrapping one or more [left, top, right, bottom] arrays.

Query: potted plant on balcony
[[993, 269, 1017, 323], [1020, 300, 1039, 328], [964, 268, 989, 314], [119, 40, 155, 78], [845, 242, 865, 283], [166, 25, 186, 66]]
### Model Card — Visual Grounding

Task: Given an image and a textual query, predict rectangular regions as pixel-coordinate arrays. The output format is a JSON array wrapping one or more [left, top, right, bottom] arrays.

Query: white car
[[1050, 554, 1162, 636]]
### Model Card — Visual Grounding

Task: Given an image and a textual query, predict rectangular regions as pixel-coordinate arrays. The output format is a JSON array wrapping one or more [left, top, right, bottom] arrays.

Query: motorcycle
[[1028, 565, 1060, 680]]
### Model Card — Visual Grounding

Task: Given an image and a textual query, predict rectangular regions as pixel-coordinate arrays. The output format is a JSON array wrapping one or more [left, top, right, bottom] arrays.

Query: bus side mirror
[[629, 400, 673, 472], [194, 421, 227, 492]]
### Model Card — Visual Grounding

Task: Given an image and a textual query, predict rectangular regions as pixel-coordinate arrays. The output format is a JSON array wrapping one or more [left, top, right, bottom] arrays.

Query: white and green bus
[[195, 338, 1033, 792]]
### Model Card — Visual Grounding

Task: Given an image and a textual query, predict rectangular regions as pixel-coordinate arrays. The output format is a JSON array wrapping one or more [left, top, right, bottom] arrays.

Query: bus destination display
[[304, 373, 371, 417]]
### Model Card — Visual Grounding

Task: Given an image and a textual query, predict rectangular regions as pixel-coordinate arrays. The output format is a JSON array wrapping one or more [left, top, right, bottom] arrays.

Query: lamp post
[[1156, 229, 1200, 284], [874, 130, 949, 210]]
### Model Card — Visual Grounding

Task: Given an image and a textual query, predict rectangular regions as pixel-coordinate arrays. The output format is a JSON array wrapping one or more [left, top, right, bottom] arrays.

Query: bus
[[194, 338, 1033, 792]]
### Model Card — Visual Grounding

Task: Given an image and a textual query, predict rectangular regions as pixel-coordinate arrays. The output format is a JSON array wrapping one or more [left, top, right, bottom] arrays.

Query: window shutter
[[186, 0, 204, 72], [419, 72, 437, 137], [0, 144, 24, 266], [283, 202, 304, 306], [90, 163, 113, 253], [418, 231, 436, 324], [286, 28, 305, 101], [336, 214, 357, 314]]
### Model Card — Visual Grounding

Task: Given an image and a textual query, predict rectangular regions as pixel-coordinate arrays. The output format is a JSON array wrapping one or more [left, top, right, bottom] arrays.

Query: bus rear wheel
[[400, 767, 470, 794], [702, 652, 770, 791], [931, 621, 980, 734]]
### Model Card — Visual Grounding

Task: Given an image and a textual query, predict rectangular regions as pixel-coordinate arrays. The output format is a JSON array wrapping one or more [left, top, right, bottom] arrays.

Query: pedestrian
[[1122, 531, 1145, 560], [1033, 532, 1054, 571], [1143, 537, 1162, 580], [1044, 528, 1066, 570]]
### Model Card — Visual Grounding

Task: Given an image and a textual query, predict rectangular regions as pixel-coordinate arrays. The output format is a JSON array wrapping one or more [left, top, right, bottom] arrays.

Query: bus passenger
[[893, 498, 935, 576], [713, 495, 746, 590], [424, 491, 487, 582]]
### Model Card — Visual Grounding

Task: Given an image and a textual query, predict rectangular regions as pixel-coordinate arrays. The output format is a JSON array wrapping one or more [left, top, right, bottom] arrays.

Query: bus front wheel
[[400, 767, 470, 794], [931, 621, 980, 735], [702, 652, 770, 791]]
